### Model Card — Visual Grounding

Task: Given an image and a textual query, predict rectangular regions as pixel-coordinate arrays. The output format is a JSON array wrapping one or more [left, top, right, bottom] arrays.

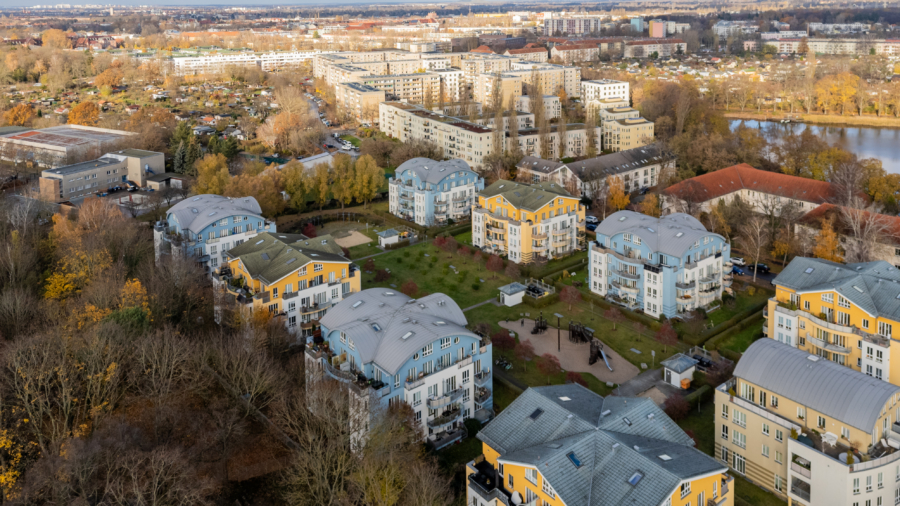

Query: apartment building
[[362, 72, 441, 104], [39, 149, 164, 202], [216, 232, 358, 332], [543, 17, 605, 36], [459, 54, 516, 85], [379, 102, 495, 168], [765, 257, 900, 385], [550, 43, 600, 64], [581, 79, 630, 106], [648, 19, 667, 38], [305, 289, 493, 450], [472, 180, 585, 264], [516, 94, 561, 120], [166, 50, 319, 76], [662, 164, 839, 216], [468, 384, 733, 506], [153, 194, 275, 271], [432, 68, 465, 102], [590, 211, 731, 318], [602, 117, 655, 152], [515, 142, 673, 198], [510, 61, 581, 99], [761, 31, 809, 39], [713, 20, 759, 38], [389, 157, 485, 227], [516, 123, 601, 160], [624, 39, 687, 58], [335, 82, 385, 123], [764, 38, 900, 56], [473, 72, 522, 110], [503, 46, 549, 62], [715, 339, 900, 505], [808, 22, 871, 33], [600, 106, 640, 122]]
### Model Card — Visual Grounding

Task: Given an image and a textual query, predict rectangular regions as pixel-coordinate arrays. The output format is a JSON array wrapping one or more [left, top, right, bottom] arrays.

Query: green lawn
[[707, 288, 771, 326], [348, 243, 382, 259], [465, 297, 687, 369], [455, 231, 473, 245], [341, 135, 361, 147], [719, 324, 765, 354], [363, 242, 514, 308]]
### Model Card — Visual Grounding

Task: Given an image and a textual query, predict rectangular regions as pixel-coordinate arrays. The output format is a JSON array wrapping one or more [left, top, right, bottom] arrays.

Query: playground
[[499, 318, 639, 385]]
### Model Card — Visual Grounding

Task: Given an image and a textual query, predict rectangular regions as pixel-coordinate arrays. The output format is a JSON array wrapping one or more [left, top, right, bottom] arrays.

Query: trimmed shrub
[[472, 283, 481, 291]]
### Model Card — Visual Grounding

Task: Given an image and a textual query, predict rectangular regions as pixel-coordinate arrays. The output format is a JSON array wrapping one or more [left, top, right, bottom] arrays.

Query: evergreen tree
[[173, 140, 187, 174], [220, 137, 239, 159], [207, 134, 220, 155], [170, 121, 194, 155], [186, 138, 202, 176]]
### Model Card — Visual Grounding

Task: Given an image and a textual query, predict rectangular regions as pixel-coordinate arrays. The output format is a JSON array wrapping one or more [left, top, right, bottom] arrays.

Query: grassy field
[[341, 135, 362, 147], [719, 324, 765, 354], [707, 288, 771, 327], [364, 242, 514, 308]]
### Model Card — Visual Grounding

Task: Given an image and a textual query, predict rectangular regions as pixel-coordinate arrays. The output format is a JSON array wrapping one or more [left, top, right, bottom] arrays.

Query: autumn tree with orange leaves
[[68, 102, 99, 126], [4, 104, 34, 127]]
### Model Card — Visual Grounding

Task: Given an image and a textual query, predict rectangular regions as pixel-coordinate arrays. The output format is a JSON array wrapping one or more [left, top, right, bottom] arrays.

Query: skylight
[[529, 408, 544, 420], [352, 301, 364, 308], [658, 454, 672, 461], [804, 267, 814, 274], [255, 240, 264, 245], [285, 258, 296, 265], [260, 253, 269, 260], [401, 331, 415, 340], [433, 321, 446, 326], [566, 452, 582, 468], [383, 291, 395, 296], [853, 286, 864, 293], [559, 396, 571, 401], [371, 323, 382, 332], [627, 472, 643, 486], [676, 232, 683, 237], [618, 216, 627, 221], [623, 417, 632, 426]]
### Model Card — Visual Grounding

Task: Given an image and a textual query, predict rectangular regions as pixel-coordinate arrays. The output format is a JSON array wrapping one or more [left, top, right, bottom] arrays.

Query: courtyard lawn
[[719, 324, 764, 354], [341, 135, 361, 147], [492, 348, 614, 398], [707, 287, 771, 327], [454, 231, 473, 245], [363, 242, 514, 309], [465, 297, 688, 369], [348, 242, 383, 259]]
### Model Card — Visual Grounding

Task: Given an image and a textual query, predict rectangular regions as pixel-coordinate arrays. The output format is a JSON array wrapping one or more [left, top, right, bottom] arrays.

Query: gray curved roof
[[319, 289, 479, 376], [168, 194, 263, 234], [595, 210, 722, 259], [735, 339, 900, 432], [396, 157, 475, 185]]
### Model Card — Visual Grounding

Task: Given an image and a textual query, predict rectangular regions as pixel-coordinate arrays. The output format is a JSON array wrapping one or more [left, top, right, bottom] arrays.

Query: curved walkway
[[499, 319, 640, 385]]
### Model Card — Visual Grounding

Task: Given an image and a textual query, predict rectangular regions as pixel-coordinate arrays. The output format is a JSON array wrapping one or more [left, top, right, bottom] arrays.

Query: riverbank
[[724, 111, 900, 129]]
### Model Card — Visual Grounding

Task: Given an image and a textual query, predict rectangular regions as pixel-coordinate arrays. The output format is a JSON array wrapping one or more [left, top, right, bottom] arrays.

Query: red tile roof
[[506, 47, 548, 54], [627, 38, 685, 46], [800, 203, 900, 245], [663, 163, 838, 204], [554, 43, 600, 51], [469, 45, 495, 54]]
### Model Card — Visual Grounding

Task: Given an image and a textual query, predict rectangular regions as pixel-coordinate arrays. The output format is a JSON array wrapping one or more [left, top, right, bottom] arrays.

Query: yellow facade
[[475, 190, 585, 261], [767, 285, 900, 386], [479, 441, 733, 506]]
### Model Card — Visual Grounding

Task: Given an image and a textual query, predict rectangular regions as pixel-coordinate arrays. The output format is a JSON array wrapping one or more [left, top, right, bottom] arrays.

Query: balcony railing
[[427, 407, 461, 429], [474, 369, 491, 386], [427, 388, 463, 409], [806, 333, 851, 355], [790, 479, 811, 502], [791, 462, 811, 479], [475, 387, 491, 404]]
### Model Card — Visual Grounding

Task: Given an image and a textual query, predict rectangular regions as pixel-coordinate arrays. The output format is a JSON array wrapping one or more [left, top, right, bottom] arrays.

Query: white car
[[731, 257, 745, 266], [585, 216, 599, 224]]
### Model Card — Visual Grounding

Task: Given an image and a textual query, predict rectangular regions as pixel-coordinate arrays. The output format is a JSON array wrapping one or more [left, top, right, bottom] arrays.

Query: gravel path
[[499, 319, 640, 385]]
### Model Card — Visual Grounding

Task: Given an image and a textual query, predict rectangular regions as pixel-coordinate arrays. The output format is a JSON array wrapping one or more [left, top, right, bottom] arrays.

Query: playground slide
[[598, 348, 613, 372]]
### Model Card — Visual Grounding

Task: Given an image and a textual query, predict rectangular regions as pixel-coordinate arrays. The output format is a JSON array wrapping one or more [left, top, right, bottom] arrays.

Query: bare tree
[[840, 206, 892, 263], [738, 216, 770, 282]]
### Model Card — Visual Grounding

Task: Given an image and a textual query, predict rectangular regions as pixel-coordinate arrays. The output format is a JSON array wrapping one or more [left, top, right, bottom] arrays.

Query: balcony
[[468, 458, 511, 506], [474, 369, 491, 387], [400, 193, 414, 201], [616, 270, 640, 281], [475, 386, 491, 404], [676, 294, 692, 304], [532, 233, 548, 240], [427, 406, 461, 429], [612, 281, 639, 295], [675, 280, 695, 289], [427, 425, 467, 451], [790, 478, 810, 503], [806, 333, 850, 355], [427, 388, 463, 409], [551, 239, 569, 248], [773, 298, 889, 345], [552, 228, 570, 236], [791, 460, 811, 479]]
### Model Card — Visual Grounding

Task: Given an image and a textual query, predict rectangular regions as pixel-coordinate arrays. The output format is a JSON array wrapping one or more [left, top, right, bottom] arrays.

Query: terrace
[[467, 456, 512, 506]]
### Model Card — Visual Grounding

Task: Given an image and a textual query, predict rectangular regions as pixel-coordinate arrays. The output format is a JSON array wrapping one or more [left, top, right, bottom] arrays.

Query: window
[[314, 263, 323, 272], [525, 468, 537, 485], [762, 423, 770, 436], [733, 410, 746, 428], [774, 475, 784, 493], [804, 301, 811, 311], [879, 472, 884, 489], [721, 446, 729, 463], [839, 296, 851, 308], [680, 482, 691, 499], [797, 406, 806, 420], [422, 343, 433, 357], [776, 430, 783, 443], [853, 477, 860, 494], [868, 475, 873, 492], [508, 474, 513, 488], [818, 415, 826, 428], [541, 479, 556, 498], [771, 396, 779, 408], [732, 453, 746, 474], [822, 293, 834, 303], [733, 430, 746, 449], [722, 404, 729, 419], [881, 322, 893, 338], [721, 424, 729, 440], [864, 319, 870, 330], [440, 337, 451, 349], [775, 451, 783, 464], [762, 444, 769, 458], [412, 392, 421, 407], [844, 427, 851, 439]]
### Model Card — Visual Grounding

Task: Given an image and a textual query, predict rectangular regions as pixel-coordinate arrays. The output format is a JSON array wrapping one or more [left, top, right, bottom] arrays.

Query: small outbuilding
[[660, 353, 699, 389], [498, 282, 527, 307], [377, 228, 400, 248]]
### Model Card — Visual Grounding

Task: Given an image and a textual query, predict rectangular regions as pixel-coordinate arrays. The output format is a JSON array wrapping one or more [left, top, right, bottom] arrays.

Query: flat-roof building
[[0, 125, 137, 168], [39, 149, 164, 202]]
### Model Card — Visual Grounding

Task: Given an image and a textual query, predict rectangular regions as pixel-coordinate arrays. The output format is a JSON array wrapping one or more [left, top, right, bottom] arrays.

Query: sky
[[5, 0, 454, 7]]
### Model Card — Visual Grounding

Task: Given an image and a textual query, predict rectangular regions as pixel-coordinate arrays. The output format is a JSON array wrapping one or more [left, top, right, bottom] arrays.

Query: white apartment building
[[623, 39, 687, 58], [517, 94, 561, 120], [335, 82, 385, 122], [761, 31, 808, 40], [166, 50, 320, 76], [808, 22, 871, 33], [581, 79, 630, 111], [509, 61, 581, 99], [363, 73, 442, 104], [543, 17, 605, 36], [549, 43, 599, 64]]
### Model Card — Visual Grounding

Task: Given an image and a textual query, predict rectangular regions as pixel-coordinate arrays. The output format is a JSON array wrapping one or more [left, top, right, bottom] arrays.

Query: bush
[[524, 292, 559, 309], [472, 283, 481, 291], [446, 283, 458, 292], [403, 250, 410, 258], [663, 394, 690, 422], [385, 239, 411, 250], [430, 256, 438, 264], [396, 257, 403, 264], [374, 269, 391, 282]]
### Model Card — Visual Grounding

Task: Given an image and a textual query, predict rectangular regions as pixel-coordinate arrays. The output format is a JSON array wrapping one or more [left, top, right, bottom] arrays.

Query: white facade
[[581, 79, 630, 103], [167, 50, 320, 76]]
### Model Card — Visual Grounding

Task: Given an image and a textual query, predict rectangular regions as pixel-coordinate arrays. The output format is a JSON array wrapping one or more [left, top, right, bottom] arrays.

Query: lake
[[729, 119, 900, 174]]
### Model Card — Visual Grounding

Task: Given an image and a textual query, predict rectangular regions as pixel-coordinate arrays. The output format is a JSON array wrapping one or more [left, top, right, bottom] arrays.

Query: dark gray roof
[[225, 232, 348, 285], [562, 143, 670, 180], [478, 384, 724, 506], [42, 156, 121, 177], [319, 289, 479, 376], [735, 340, 900, 432], [661, 353, 698, 374], [773, 257, 900, 321], [396, 157, 475, 185], [167, 194, 263, 234], [516, 156, 565, 174], [499, 282, 527, 295], [479, 179, 573, 212], [594, 210, 722, 259]]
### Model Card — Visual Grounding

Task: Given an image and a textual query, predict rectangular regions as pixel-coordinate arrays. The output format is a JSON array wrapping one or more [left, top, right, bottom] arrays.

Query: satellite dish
[[511, 491, 523, 505]]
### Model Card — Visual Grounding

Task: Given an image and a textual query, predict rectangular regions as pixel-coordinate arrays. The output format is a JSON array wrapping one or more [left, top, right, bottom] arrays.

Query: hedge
[[549, 280, 663, 332], [370, 210, 427, 233], [385, 239, 411, 250], [524, 292, 560, 309], [706, 312, 765, 352], [684, 384, 711, 408], [441, 222, 472, 238], [524, 256, 589, 280], [682, 297, 770, 347]]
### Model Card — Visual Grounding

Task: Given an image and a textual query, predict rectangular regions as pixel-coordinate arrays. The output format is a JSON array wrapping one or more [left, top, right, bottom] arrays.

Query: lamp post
[[553, 313, 564, 352]]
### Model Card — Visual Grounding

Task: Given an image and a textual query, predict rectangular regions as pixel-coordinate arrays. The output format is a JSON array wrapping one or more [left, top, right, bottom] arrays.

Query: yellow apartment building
[[715, 339, 900, 505], [602, 116, 655, 152], [468, 384, 733, 506], [766, 258, 900, 385], [216, 232, 359, 334], [472, 180, 585, 264]]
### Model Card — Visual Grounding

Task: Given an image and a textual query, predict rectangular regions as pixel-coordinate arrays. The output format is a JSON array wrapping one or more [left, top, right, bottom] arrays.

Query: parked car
[[747, 263, 770, 274], [585, 215, 599, 224], [639, 187, 650, 195], [586, 223, 598, 231], [731, 257, 745, 266], [731, 266, 745, 276]]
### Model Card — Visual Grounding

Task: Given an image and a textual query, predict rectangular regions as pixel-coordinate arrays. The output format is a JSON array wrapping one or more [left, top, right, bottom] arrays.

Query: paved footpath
[[499, 319, 640, 385]]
